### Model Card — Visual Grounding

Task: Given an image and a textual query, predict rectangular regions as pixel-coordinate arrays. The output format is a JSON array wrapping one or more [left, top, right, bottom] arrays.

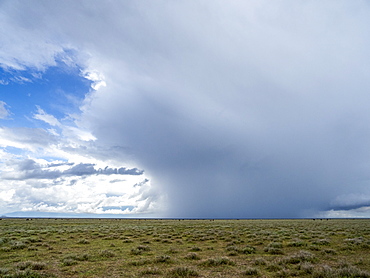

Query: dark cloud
[[328, 195, 370, 211], [16, 159, 40, 171], [79, 1, 370, 218], [2, 159, 144, 180], [109, 179, 126, 184], [329, 203, 370, 211], [134, 179, 149, 187], [46, 162, 74, 168], [64, 163, 95, 176], [116, 168, 144, 176]]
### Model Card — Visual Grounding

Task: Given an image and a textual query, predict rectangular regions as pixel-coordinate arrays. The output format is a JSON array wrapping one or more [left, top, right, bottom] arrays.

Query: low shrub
[[168, 267, 199, 277], [200, 257, 235, 266], [185, 252, 200, 260], [140, 267, 162, 275], [61, 258, 78, 266], [242, 267, 259, 276], [0, 237, 9, 245], [167, 247, 179, 254], [298, 262, 314, 274], [321, 248, 337, 255], [281, 250, 315, 264], [266, 262, 283, 272], [241, 246, 256, 254], [137, 245, 151, 251], [287, 240, 306, 247], [253, 257, 267, 266], [226, 245, 256, 254], [130, 248, 142, 255], [275, 268, 292, 278], [337, 265, 370, 278], [154, 255, 172, 263], [264, 246, 284, 255], [10, 240, 27, 250], [0, 268, 10, 275], [268, 242, 283, 248], [77, 238, 89, 244], [129, 259, 151, 266], [311, 264, 370, 278], [11, 269, 54, 278], [312, 238, 330, 246], [16, 261, 47, 271], [344, 237, 363, 245], [98, 249, 115, 258], [63, 253, 90, 262]]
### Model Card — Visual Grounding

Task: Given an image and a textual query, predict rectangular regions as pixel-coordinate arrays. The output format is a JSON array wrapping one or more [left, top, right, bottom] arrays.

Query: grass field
[[0, 218, 369, 277]]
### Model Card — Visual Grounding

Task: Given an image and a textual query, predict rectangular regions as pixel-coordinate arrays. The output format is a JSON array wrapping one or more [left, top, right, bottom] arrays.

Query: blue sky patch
[[0, 63, 92, 128]]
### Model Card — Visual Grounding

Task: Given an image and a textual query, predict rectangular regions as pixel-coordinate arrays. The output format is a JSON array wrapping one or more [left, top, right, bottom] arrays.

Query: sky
[[1, 1, 370, 218]]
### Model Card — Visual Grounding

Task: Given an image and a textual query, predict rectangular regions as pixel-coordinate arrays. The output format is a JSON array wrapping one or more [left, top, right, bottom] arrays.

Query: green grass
[[0, 218, 369, 277]]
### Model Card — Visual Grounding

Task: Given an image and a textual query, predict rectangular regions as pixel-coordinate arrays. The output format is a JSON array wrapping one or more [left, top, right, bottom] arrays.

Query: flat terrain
[[0, 218, 369, 277]]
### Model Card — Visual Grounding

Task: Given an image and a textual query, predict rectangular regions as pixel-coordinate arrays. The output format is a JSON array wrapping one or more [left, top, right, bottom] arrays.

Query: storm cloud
[[2, 1, 370, 217]]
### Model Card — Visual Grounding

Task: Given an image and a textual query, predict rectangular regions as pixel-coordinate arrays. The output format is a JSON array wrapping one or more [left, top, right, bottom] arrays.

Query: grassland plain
[[0, 218, 369, 278]]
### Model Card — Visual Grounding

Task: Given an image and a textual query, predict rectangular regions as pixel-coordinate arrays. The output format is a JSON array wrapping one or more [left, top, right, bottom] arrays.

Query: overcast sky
[[1, 1, 370, 218]]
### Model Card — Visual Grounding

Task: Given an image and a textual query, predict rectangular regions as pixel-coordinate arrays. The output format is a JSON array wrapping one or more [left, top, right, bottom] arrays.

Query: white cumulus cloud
[[33, 106, 61, 127], [0, 101, 10, 119]]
